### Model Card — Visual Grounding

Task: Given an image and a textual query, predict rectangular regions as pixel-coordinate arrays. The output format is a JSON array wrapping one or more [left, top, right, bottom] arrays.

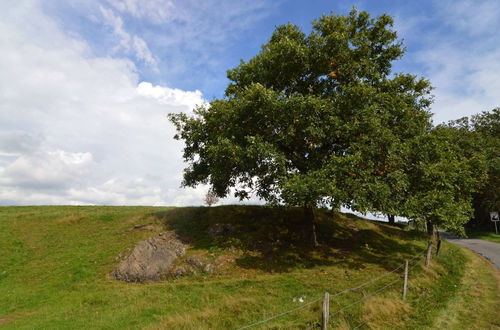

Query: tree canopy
[[403, 124, 487, 235], [444, 108, 499, 231], [169, 9, 433, 218]]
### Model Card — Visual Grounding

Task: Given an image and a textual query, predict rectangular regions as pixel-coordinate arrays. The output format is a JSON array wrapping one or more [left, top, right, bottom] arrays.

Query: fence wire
[[236, 296, 322, 330], [236, 249, 425, 329]]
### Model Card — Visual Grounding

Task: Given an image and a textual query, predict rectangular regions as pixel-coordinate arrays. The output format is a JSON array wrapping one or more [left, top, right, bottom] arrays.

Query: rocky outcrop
[[171, 255, 216, 279], [111, 232, 186, 283]]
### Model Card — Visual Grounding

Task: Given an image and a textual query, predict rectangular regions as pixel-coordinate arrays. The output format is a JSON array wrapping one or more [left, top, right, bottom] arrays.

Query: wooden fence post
[[322, 292, 330, 330], [425, 241, 432, 267], [403, 260, 408, 300]]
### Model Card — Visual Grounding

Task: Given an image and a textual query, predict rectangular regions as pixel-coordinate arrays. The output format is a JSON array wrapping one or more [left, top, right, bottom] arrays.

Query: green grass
[[467, 230, 500, 243], [401, 243, 467, 329], [0, 205, 497, 329], [431, 248, 500, 329]]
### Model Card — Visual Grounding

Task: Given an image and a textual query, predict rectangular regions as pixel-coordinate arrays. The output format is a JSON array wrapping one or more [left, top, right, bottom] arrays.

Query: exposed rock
[[172, 267, 185, 279], [208, 223, 236, 237], [172, 265, 197, 279], [186, 255, 205, 269], [203, 263, 215, 274], [111, 232, 186, 283]]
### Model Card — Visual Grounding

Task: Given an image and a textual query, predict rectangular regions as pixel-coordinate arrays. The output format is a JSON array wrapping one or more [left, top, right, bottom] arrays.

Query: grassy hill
[[0, 206, 498, 329]]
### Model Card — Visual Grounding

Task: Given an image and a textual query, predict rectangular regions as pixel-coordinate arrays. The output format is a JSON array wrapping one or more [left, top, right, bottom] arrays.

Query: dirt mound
[[111, 232, 186, 283]]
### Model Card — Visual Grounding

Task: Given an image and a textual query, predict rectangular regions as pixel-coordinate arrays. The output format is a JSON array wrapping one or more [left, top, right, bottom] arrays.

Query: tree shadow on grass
[[151, 205, 425, 273]]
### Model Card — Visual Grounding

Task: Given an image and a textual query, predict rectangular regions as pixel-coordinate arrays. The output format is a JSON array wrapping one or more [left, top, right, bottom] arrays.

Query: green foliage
[[169, 9, 433, 212], [442, 108, 499, 230], [404, 126, 488, 235], [470, 109, 499, 226]]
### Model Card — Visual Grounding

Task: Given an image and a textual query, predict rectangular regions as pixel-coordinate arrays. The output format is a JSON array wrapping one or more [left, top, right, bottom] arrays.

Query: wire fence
[[236, 296, 322, 330], [329, 277, 402, 318], [236, 249, 426, 329]]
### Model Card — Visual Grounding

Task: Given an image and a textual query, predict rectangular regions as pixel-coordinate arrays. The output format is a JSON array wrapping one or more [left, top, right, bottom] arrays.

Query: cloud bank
[[399, 0, 500, 124], [0, 0, 211, 205]]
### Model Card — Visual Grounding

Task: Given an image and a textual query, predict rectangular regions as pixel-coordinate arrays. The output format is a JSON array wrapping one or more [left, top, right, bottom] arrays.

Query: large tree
[[169, 9, 432, 246]]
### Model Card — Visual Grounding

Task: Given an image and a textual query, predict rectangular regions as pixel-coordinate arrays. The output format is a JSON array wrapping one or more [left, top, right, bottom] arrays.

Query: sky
[[0, 0, 499, 206]]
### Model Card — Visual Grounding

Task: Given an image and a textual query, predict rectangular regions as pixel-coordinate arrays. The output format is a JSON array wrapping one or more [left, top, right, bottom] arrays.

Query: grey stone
[[172, 265, 197, 279], [203, 263, 215, 274], [172, 266, 186, 279], [186, 255, 205, 269], [111, 232, 186, 283]]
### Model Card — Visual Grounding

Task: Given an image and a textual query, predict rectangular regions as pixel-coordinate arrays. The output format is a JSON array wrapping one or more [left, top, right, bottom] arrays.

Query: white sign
[[490, 212, 499, 222]]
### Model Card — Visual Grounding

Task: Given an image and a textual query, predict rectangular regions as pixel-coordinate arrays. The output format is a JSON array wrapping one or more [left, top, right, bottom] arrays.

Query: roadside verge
[[432, 247, 500, 329]]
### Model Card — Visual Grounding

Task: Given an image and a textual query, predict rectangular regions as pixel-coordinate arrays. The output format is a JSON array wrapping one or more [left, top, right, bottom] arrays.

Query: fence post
[[403, 260, 408, 300], [425, 241, 432, 267], [322, 292, 330, 330]]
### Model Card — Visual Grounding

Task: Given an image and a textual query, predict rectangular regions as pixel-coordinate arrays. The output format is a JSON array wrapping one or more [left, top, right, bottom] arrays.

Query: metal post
[[322, 292, 329, 330], [495, 221, 498, 235], [403, 260, 408, 300]]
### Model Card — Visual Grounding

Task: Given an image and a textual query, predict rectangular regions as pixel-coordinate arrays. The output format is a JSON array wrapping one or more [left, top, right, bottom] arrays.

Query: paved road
[[441, 232, 500, 269]]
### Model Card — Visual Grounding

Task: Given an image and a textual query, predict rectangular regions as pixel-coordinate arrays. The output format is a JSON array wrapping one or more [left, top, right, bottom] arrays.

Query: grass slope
[[0, 206, 496, 329], [431, 248, 500, 329]]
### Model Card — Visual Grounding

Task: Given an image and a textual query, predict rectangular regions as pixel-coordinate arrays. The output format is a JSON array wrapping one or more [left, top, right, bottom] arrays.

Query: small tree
[[169, 9, 432, 246], [403, 125, 487, 257], [204, 190, 219, 207], [446, 109, 499, 230]]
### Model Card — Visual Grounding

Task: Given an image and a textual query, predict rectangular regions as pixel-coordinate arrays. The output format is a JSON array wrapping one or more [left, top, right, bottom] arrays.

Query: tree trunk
[[305, 206, 319, 248], [426, 220, 434, 236], [425, 220, 435, 266], [436, 230, 442, 256], [425, 240, 432, 267], [387, 214, 395, 225]]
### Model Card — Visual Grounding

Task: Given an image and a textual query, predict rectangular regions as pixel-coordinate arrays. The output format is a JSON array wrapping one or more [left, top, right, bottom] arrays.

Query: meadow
[[0, 206, 498, 329]]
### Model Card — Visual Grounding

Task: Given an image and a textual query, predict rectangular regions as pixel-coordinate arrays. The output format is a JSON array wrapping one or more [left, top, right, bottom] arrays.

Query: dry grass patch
[[55, 213, 85, 224], [0, 310, 39, 326], [333, 318, 352, 330], [362, 294, 410, 329]]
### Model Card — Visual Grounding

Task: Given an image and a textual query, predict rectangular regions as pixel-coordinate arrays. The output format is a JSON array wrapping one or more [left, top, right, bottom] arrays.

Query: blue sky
[[0, 0, 499, 206], [41, 0, 500, 116]]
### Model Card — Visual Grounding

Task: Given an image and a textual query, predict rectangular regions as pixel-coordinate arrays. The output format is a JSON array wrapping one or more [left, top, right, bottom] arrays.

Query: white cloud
[[67, 178, 165, 205], [418, 46, 500, 123], [107, 0, 174, 24], [99, 5, 159, 71], [0, 0, 213, 206], [437, 0, 500, 36], [0, 131, 42, 156], [0, 149, 94, 190], [137, 82, 204, 109], [161, 0, 276, 51], [404, 0, 500, 124], [125, 0, 278, 92], [40, 0, 277, 98]]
